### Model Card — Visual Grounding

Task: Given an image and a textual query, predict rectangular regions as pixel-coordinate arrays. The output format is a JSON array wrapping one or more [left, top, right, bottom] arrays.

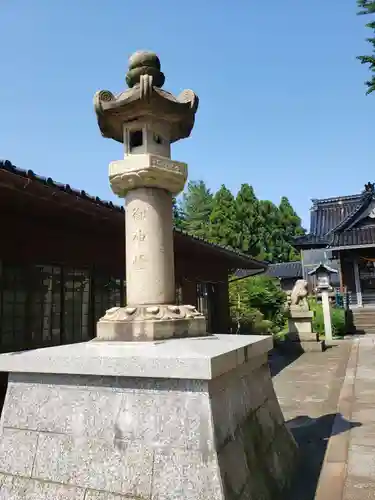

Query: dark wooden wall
[[0, 202, 231, 341], [340, 253, 356, 293]]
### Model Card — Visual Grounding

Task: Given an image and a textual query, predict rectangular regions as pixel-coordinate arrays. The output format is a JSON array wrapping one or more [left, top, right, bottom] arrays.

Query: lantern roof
[[94, 50, 199, 144], [308, 262, 338, 276]]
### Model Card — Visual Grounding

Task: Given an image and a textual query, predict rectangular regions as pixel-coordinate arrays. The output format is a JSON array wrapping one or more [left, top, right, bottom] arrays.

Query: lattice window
[[0, 263, 126, 349], [0, 262, 28, 352], [196, 282, 219, 333], [63, 268, 91, 344], [25, 265, 63, 348], [175, 284, 183, 305], [93, 274, 124, 323], [196, 283, 209, 319]]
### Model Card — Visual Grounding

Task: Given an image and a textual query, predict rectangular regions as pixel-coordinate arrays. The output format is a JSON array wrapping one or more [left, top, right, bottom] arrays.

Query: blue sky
[[0, 1, 372, 228]]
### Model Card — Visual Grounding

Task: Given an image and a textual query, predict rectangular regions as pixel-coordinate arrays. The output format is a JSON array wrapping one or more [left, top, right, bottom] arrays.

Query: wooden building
[[295, 182, 375, 307], [294, 182, 375, 334], [265, 262, 302, 292], [0, 160, 266, 352]]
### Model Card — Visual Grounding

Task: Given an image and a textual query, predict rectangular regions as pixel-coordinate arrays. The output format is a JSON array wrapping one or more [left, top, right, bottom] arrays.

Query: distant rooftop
[[233, 261, 302, 282], [295, 182, 375, 250]]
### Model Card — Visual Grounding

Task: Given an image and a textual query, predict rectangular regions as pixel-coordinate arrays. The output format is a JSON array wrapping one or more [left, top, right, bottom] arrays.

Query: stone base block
[[96, 304, 208, 341], [0, 334, 297, 499], [300, 339, 326, 352], [280, 334, 326, 354], [288, 310, 314, 337], [288, 330, 318, 343]]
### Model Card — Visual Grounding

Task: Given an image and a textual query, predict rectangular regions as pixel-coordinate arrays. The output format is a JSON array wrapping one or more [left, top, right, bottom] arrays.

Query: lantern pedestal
[[287, 309, 325, 352], [0, 335, 297, 499]]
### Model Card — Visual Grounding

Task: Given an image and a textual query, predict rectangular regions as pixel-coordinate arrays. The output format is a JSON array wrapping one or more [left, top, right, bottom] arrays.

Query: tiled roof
[[233, 261, 302, 281], [0, 159, 125, 213], [330, 227, 375, 248], [232, 268, 267, 280], [310, 198, 362, 237], [294, 234, 329, 248], [175, 231, 267, 269], [265, 261, 302, 279], [327, 191, 373, 234], [0, 160, 267, 269], [295, 184, 375, 249], [311, 193, 362, 206]]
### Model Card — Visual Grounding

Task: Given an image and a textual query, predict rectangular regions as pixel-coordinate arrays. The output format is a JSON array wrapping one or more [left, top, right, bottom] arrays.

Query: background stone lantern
[[309, 262, 338, 345]]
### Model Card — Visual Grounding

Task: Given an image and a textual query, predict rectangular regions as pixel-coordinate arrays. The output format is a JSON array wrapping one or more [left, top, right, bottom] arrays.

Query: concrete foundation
[[286, 329, 326, 353], [275, 334, 325, 354], [0, 335, 297, 499], [285, 309, 326, 352], [299, 339, 326, 352], [288, 310, 314, 338]]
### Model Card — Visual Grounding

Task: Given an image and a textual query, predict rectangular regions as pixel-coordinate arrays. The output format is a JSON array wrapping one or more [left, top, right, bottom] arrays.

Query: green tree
[[181, 181, 213, 238], [172, 197, 184, 229], [235, 184, 262, 258], [256, 198, 305, 263], [208, 185, 239, 248], [258, 200, 285, 262], [179, 180, 305, 264], [229, 278, 269, 334], [229, 276, 287, 334], [278, 196, 305, 261], [357, 0, 375, 94]]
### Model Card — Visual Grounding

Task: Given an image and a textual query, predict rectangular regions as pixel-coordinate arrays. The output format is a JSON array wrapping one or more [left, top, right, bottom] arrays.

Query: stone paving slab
[[271, 340, 354, 500], [273, 335, 375, 500], [342, 336, 375, 500], [350, 422, 375, 447], [344, 476, 375, 500], [348, 445, 375, 480]]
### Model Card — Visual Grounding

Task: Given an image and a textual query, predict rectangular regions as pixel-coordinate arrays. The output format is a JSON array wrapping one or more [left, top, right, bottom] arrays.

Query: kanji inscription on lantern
[[132, 207, 147, 221], [132, 254, 147, 266], [150, 156, 186, 175], [133, 229, 147, 242]]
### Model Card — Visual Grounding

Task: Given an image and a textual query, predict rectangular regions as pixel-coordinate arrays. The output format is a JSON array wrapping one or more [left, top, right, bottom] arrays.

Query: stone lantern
[[94, 50, 207, 341], [308, 262, 337, 291], [309, 262, 338, 345]]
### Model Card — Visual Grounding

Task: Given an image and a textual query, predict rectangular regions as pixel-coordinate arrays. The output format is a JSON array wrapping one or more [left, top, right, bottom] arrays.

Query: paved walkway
[[271, 336, 375, 500]]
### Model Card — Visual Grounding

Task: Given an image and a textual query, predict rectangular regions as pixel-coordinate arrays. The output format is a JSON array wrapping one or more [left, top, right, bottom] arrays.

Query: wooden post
[[322, 290, 333, 344], [338, 252, 344, 293], [353, 258, 363, 307]]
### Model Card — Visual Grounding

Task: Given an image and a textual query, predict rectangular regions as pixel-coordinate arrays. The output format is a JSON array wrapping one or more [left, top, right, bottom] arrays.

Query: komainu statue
[[290, 279, 309, 311]]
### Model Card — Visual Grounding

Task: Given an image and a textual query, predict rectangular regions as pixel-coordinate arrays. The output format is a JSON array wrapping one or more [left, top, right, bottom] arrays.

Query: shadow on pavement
[[285, 413, 362, 500], [0, 372, 8, 417], [268, 349, 301, 377]]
